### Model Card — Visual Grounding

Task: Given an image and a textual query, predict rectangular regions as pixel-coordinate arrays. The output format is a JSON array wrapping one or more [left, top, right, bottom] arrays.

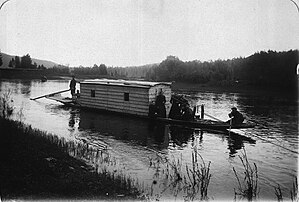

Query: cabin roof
[[81, 79, 172, 88]]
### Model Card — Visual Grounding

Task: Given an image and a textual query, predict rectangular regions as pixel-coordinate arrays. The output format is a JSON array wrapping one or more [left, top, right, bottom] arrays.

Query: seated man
[[181, 104, 194, 121], [169, 98, 181, 120], [228, 107, 244, 125]]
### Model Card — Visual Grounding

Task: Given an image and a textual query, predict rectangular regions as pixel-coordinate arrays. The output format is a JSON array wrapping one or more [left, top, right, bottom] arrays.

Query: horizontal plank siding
[[82, 102, 148, 116], [81, 97, 149, 106], [80, 79, 173, 116], [80, 83, 150, 116]]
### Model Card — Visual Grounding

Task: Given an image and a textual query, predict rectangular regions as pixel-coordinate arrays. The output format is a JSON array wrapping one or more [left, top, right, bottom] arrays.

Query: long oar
[[30, 89, 71, 100], [204, 113, 225, 122]]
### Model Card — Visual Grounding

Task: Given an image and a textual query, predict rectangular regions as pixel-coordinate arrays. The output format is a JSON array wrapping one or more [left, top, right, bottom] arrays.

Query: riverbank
[[0, 117, 141, 200]]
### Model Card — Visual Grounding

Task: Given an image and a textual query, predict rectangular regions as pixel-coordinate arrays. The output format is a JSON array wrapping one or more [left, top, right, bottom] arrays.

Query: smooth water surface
[[0, 79, 297, 201]]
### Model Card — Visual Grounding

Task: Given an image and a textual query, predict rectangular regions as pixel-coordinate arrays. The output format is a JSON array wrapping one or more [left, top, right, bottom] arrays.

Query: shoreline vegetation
[[0, 117, 141, 200], [0, 50, 298, 91]]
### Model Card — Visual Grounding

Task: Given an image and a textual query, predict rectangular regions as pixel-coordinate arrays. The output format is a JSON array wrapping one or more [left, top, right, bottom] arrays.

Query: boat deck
[[46, 95, 78, 106]]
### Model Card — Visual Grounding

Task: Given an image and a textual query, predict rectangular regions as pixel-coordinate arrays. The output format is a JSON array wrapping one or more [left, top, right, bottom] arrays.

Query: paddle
[[30, 89, 71, 100]]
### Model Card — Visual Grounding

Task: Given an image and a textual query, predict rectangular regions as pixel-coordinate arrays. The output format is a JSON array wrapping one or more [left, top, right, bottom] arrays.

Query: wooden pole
[[201, 104, 204, 119], [30, 89, 70, 100]]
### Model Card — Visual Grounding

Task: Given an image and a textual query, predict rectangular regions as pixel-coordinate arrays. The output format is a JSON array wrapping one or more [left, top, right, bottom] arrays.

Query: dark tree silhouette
[[99, 64, 108, 75], [8, 58, 13, 67], [0, 51, 3, 67], [15, 56, 20, 68], [20, 54, 33, 69]]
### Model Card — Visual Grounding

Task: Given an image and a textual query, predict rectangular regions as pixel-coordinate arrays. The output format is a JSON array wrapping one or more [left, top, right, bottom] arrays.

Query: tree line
[[7, 54, 46, 69], [4, 53, 108, 76], [107, 50, 298, 89], [2, 50, 297, 89], [44, 64, 108, 76]]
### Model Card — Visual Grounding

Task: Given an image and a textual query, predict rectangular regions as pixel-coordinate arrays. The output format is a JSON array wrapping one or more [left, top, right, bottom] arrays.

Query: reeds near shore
[[274, 177, 298, 202], [0, 90, 14, 118], [0, 117, 141, 199], [148, 146, 211, 201], [233, 148, 259, 201]]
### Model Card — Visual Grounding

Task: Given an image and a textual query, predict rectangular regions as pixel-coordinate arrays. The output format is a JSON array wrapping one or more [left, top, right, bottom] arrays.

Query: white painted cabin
[[79, 79, 172, 117]]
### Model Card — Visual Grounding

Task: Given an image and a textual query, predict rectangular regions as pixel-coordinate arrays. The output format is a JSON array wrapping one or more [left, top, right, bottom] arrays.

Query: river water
[[0, 79, 297, 201]]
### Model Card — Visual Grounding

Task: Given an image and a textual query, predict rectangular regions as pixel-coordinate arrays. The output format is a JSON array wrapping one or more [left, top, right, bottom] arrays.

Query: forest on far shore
[[109, 50, 298, 90], [1, 50, 298, 90]]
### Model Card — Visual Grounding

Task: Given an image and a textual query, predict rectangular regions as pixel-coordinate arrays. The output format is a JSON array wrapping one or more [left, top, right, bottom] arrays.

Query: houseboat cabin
[[79, 79, 172, 117]]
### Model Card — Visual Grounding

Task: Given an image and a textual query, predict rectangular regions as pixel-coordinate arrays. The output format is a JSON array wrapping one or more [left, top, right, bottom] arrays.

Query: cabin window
[[91, 90, 95, 97], [124, 92, 129, 101]]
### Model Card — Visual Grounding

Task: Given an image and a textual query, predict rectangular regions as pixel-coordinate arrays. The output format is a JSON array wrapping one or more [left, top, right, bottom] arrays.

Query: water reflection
[[77, 108, 254, 155], [226, 132, 256, 156]]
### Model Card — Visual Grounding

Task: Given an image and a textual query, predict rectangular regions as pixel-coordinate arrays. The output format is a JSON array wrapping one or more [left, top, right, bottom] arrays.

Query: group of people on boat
[[168, 95, 194, 121], [149, 92, 195, 121], [150, 90, 245, 125]]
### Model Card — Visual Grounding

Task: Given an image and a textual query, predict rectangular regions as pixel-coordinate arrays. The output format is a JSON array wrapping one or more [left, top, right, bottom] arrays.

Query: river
[[0, 79, 297, 201]]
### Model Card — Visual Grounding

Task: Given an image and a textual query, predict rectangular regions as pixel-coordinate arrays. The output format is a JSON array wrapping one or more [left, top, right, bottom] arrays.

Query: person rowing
[[227, 107, 244, 125]]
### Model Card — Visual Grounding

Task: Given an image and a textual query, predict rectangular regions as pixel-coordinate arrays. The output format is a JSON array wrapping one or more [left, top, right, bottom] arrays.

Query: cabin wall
[[149, 84, 172, 117], [80, 83, 150, 116]]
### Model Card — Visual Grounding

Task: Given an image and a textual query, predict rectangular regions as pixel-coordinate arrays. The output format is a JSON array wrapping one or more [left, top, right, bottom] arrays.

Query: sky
[[0, 0, 298, 67]]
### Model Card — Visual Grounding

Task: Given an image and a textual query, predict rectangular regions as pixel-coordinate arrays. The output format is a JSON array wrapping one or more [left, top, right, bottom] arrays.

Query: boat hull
[[155, 117, 255, 130]]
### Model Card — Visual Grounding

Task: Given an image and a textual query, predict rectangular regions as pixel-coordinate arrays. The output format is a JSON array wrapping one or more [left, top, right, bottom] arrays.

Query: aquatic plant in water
[[274, 176, 298, 202], [290, 177, 298, 202], [0, 90, 14, 119], [274, 184, 283, 202], [148, 147, 211, 201], [233, 148, 258, 201]]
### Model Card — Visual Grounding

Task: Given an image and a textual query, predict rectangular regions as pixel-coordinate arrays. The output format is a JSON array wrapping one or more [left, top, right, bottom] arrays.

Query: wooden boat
[[31, 79, 255, 131], [46, 94, 76, 106]]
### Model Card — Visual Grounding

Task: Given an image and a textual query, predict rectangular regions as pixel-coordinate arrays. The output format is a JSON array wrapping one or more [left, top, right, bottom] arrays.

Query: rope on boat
[[236, 130, 299, 154], [201, 112, 298, 154], [204, 113, 298, 154]]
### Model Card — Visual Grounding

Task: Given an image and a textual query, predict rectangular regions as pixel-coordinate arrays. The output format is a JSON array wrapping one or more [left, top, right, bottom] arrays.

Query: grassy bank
[[0, 117, 141, 200]]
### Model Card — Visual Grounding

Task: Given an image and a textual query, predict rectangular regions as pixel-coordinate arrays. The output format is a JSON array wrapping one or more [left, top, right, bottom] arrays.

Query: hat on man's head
[[231, 107, 237, 110]]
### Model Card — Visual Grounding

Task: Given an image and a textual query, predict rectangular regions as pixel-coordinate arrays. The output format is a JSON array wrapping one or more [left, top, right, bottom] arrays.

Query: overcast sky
[[0, 0, 298, 67]]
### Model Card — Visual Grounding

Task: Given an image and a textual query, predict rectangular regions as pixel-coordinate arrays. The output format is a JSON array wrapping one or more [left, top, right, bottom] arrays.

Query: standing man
[[155, 89, 166, 118], [69, 75, 77, 96]]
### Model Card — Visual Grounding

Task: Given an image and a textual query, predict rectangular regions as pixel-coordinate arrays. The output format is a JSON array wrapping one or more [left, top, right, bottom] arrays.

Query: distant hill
[[0, 52, 58, 68]]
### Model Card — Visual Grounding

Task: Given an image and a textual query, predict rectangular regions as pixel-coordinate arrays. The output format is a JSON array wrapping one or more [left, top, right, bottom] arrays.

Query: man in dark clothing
[[181, 104, 194, 121], [69, 76, 76, 96], [228, 107, 244, 125], [155, 90, 166, 118], [169, 98, 181, 120]]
